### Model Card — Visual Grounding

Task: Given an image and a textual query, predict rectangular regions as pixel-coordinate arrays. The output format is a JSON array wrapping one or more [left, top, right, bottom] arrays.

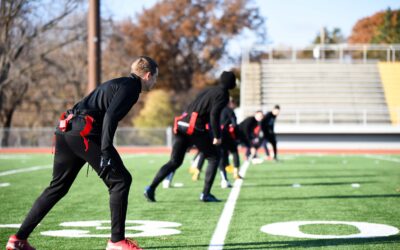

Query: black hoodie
[[182, 71, 236, 139]]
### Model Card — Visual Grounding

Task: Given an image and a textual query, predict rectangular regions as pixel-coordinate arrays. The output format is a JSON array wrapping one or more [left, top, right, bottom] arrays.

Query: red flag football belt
[[59, 112, 94, 152], [253, 125, 261, 135], [220, 124, 237, 139], [228, 125, 237, 139], [173, 112, 198, 135]]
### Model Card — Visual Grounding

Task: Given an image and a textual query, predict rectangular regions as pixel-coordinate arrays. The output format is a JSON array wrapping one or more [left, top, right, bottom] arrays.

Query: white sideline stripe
[[363, 155, 400, 163], [208, 160, 251, 250], [0, 165, 52, 177], [0, 224, 21, 228]]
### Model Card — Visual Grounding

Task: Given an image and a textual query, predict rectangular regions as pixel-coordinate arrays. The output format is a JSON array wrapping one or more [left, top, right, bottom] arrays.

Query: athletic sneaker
[[233, 173, 242, 180], [106, 238, 142, 250], [265, 155, 273, 161], [191, 168, 200, 181], [188, 166, 197, 174], [220, 179, 232, 189], [252, 157, 264, 164], [162, 179, 171, 188], [200, 193, 221, 202], [233, 168, 242, 180], [6, 235, 36, 250], [144, 186, 156, 202], [225, 164, 234, 173]]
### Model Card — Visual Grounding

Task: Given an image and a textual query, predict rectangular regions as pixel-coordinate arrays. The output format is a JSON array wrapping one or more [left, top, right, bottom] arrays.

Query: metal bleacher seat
[[241, 60, 391, 125]]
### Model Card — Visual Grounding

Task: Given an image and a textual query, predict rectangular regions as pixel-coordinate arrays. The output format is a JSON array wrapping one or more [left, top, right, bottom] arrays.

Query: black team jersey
[[261, 111, 277, 135], [69, 74, 142, 158], [183, 85, 229, 139], [238, 116, 259, 146], [182, 71, 236, 140], [220, 106, 237, 128]]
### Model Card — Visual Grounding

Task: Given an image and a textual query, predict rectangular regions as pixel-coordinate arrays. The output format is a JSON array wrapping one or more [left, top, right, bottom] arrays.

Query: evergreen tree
[[369, 8, 400, 44], [349, 9, 400, 44]]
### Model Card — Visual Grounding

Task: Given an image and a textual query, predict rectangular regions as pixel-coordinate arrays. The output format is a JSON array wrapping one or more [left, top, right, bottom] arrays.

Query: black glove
[[99, 156, 112, 179]]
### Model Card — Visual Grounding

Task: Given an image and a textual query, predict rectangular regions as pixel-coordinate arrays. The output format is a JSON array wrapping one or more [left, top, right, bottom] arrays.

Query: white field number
[[1, 220, 398, 239], [261, 221, 399, 239], [40, 220, 182, 238], [0, 220, 181, 238]]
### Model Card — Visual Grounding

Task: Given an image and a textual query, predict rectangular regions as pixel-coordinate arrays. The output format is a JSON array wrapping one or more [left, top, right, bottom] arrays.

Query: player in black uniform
[[238, 111, 264, 160], [144, 71, 236, 202], [6, 56, 158, 250], [163, 100, 239, 188], [218, 97, 242, 186], [191, 97, 241, 187], [261, 105, 280, 161]]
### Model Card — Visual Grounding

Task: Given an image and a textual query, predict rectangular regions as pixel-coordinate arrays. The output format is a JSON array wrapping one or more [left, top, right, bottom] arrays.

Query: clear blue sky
[[102, 0, 400, 47]]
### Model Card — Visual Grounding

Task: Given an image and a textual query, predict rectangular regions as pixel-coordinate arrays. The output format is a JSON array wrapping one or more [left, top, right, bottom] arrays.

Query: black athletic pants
[[149, 131, 220, 195], [16, 132, 131, 242], [194, 151, 206, 172], [263, 133, 278, 159], [220, 131, 240, 169]]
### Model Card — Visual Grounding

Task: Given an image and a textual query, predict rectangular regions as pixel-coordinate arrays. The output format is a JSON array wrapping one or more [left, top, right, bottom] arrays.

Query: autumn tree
[[103, 0, 265, 93], [17, 15, 116, 128], [348, 8, 400, 44], [133, 89, 176, 128], [18, 20, 88, 127], [372, 8, 400, 43], [0, 0, 84, 145]]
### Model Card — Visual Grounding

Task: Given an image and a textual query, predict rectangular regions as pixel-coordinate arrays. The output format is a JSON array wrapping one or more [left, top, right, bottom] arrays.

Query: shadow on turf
[[144, 235, 400, 249]]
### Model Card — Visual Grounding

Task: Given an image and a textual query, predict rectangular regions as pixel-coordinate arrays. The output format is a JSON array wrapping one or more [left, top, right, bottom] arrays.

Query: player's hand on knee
[[213, 138, 222, 145], [99, 156, 112, 179]]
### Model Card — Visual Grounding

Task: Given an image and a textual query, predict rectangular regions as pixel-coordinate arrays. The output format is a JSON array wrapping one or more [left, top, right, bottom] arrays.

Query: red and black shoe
[[6, 235, 36, 250], [106, 238, 143, 250]]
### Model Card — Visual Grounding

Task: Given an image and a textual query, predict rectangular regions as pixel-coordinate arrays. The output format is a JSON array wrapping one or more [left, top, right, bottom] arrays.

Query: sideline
[[0, 165, 52, 177], [363, 154, 400, 163], [208, 159, 251, 250]]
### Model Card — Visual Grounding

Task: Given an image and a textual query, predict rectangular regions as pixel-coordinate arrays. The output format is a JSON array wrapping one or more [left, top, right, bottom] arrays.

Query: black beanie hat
[[220, 71, 236, 89]]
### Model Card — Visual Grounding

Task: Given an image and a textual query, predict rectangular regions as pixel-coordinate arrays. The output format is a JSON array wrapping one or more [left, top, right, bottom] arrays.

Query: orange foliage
[[349, 9, 399, 44], [102, 0, 265, 92]]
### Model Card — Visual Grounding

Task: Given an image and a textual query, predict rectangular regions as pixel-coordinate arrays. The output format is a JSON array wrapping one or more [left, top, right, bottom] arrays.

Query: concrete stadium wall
[[274, 125, 400, 150]]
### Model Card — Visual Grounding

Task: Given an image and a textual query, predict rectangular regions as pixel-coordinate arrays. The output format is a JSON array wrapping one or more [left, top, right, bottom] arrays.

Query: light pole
[[87, 0, 101, 93]]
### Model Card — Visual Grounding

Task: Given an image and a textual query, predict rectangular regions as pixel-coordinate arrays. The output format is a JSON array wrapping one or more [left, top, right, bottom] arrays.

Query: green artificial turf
[[0, 153, 399, 249]]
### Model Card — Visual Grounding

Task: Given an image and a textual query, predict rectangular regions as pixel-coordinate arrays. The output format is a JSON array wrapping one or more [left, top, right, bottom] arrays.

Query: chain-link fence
[[0, 127, 173, 148]]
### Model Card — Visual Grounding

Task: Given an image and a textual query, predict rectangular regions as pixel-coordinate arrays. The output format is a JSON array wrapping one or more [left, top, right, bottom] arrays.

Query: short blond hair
[[131, 56, 158, 76]]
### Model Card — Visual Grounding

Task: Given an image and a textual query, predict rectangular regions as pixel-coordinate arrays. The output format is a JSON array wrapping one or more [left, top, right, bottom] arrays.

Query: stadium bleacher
[[242, 61, 391, 125], [239, 45, 400, 150]]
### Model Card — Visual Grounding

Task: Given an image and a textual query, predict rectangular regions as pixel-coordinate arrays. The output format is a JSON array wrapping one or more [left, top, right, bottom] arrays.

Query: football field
[[0, 153, 399, 249]]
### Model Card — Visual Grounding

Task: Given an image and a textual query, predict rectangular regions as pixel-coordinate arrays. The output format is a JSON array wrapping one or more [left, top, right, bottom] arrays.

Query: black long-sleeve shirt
[[238, 116, 258, 146], [71, 74, 142, 157], [261, 111, 277, 135], [183, 85, 229, 139], [220, 106, 237, 128]]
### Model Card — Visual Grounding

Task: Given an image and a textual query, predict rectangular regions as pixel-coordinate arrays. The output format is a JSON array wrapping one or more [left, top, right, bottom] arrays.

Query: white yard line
[[208, 159, 251, 250], [364, 155, 400, 163], [0, 182, 10, 187], [0, 165, 52, 177]]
